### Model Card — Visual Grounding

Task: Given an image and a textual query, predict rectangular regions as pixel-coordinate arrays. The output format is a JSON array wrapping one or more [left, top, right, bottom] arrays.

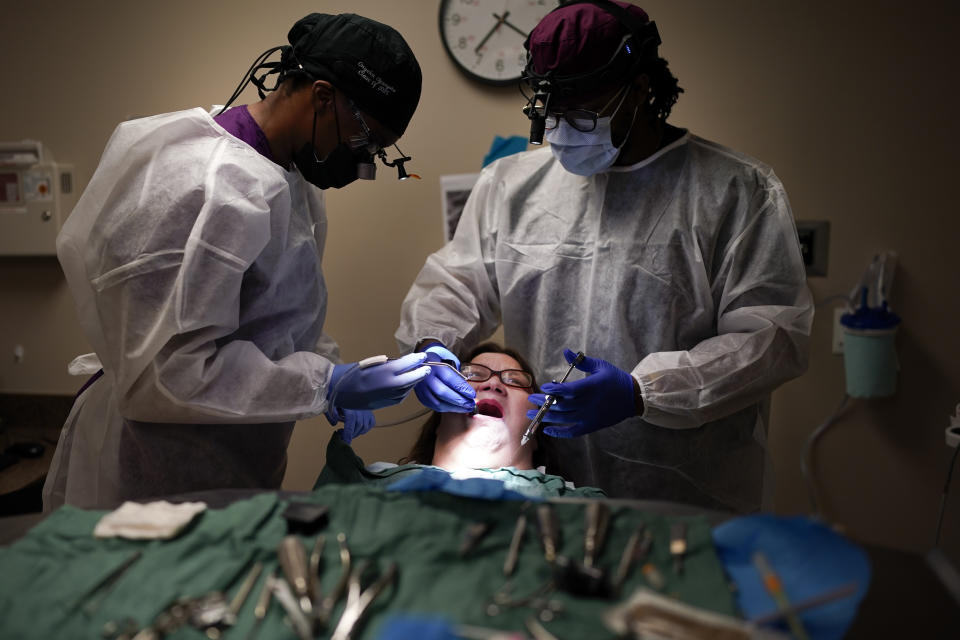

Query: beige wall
[[2, 1, 958, 561]]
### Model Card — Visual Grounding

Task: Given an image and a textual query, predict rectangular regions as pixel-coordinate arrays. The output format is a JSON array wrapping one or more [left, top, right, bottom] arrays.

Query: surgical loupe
[[377, 145, 420, 181]]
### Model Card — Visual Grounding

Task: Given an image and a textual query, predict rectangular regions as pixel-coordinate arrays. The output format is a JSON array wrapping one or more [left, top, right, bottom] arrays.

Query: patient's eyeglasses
[[460, 363, 534, 389]]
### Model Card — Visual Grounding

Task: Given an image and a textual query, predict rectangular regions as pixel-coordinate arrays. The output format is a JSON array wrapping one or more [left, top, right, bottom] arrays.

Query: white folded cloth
[[93, 500, 207, 539]]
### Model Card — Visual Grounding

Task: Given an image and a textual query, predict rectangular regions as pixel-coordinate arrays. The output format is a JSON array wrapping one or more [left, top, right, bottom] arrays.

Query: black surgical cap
[[286, 13, 422, 137]]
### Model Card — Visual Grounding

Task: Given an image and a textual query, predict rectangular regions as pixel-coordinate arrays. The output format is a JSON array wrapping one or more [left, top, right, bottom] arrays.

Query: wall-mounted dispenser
[[0, 141, 75, 256], [840, 252, 900, 398]]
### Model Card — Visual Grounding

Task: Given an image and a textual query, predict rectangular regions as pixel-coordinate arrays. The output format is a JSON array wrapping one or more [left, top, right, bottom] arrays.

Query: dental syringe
[[520, 351, 585, 446]]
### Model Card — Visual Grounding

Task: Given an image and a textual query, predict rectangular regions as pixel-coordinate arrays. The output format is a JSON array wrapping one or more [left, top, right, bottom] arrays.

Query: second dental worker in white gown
[[397, 134, 814, 513]]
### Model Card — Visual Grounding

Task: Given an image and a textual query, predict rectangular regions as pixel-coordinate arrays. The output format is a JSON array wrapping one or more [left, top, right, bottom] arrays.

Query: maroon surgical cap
[[526, 1, 650, 77]]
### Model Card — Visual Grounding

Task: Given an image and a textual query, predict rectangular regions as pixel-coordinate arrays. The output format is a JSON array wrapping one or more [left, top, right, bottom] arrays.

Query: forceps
[[330, 561, 398, 640]]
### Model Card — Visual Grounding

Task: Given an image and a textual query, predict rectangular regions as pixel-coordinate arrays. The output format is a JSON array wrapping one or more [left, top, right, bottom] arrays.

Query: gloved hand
[[327, 352, 429, 411], [526, 349, 637, 438], [413, 344, 476, 413], [325, 407, 376, 444]]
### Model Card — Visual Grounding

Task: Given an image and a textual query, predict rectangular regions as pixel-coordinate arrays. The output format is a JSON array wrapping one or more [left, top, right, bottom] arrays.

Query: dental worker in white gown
[[45, 13, 430, 510], [396, 1, 813, 513]]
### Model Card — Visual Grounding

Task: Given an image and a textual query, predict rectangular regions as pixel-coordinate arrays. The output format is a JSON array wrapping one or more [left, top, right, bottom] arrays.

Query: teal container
[[842, 327, 899, 397], [841, 303, 901, 398]]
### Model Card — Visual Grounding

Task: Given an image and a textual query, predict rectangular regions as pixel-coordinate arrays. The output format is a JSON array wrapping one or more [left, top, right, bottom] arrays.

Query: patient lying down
[[401, 343, 543, 471], [315, 343, 603, 498]]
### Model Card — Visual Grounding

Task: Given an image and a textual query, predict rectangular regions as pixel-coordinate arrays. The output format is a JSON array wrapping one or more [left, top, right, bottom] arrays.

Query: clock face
[[439, 0, 561, 86]]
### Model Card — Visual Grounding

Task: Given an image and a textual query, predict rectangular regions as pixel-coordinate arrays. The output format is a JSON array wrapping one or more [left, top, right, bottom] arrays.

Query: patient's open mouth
[[475, 399, 504, 419]]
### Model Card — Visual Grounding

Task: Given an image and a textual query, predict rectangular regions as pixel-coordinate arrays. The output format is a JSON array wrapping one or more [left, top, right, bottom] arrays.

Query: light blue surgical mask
[[544, 86, 638, 177]]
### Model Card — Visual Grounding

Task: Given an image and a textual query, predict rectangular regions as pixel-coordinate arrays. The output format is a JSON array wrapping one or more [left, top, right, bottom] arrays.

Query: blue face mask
[[544, 87, 638, 177]]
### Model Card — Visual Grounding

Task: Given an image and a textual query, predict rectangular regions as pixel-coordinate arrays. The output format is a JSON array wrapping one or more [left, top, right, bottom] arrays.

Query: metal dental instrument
[[669, 522, 688, 575], [424, 360, 469, 379], [369, 360, 472, 428], [189, 561, 264, 639], [269, 575, 313, 640], [552, 505, 612, 599], [460, 521, 493, 557], [244, 570, 275, 640], [309, 534, 326, 605], [278, 536, 313, 617], [750, 581, 858, 626], [524, 501, 614, 600], [583, 502, 611, 569], [503, 508, 529, 577], [486, 581, 563, 621], [752, 551, 811, 640], [187, 592, 234, 636], [330, 561, 398, 640], [521, 352, 585, 446], [642, 563, 666, 591], [425, 360, 475, 414], [230, 562, 263, 618], [317, 533, 352, 627], [536, 504, 560, 565], [613, 523, 652, 594], [78, 550, 143, 616], [134, 597, 191, 639]]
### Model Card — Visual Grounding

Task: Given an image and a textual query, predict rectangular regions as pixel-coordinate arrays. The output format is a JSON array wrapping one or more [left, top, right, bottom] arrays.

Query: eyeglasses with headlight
[[346, 99, 420, 181]]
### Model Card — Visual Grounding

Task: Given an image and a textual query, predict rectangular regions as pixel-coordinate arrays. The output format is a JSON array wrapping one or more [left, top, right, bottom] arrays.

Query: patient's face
[[432, 351, 536, 470], [466, 352, 535, 440]]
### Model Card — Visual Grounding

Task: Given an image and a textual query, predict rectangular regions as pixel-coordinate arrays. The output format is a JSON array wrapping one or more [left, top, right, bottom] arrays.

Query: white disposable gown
[[397, 133, 813, 512], [44, 108, 339, 510]]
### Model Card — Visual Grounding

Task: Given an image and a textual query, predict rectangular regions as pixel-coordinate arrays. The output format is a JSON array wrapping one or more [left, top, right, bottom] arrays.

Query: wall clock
[[438, 0, 561, 86]]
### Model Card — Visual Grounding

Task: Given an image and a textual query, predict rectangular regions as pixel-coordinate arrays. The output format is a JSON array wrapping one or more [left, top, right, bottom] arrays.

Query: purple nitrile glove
[[413, 343, 476, 413], [325, 407, 376, 444], [327, 352, 429, 410], [526, 348, 636, 437]]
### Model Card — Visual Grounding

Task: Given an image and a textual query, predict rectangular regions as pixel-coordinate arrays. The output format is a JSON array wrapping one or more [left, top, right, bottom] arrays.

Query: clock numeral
[[450, 13, 461, 26], [495, 59, 505, 72], [458, 36, 468, 49]]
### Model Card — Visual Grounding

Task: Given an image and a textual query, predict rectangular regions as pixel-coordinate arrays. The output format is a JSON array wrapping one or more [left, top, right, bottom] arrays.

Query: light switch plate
[[796, 220, 830, 277]]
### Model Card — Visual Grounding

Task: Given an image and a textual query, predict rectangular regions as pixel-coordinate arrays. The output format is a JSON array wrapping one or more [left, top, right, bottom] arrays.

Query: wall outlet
[[832, 308, 845, 355]]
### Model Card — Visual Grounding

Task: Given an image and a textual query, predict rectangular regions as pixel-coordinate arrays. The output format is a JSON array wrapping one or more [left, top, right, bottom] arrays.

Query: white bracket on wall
[[947, 404, 960, 448]]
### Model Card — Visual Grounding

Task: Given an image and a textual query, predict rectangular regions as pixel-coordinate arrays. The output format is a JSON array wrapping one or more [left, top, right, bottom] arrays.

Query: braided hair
[[640, 55, 683, 122]]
